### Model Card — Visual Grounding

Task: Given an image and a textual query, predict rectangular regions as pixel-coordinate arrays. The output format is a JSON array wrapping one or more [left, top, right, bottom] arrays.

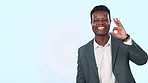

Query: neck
[[95, 34, 110, 46]]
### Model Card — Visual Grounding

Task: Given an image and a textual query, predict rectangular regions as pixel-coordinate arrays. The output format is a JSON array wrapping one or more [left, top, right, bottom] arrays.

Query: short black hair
[[90, 5, 111, 21]]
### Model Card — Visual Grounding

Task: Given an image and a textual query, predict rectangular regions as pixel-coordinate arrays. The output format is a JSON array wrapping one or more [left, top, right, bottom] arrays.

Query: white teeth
[[98, 27, 105, 30]]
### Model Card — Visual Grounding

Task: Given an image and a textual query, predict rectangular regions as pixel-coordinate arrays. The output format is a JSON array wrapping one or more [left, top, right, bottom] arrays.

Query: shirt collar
[[94, 35, 111, 50]]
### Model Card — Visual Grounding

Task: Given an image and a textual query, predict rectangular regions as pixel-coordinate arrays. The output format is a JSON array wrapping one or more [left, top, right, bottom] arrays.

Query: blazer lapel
[[111, 35, 121, 69], [86, 39, 99, 77]]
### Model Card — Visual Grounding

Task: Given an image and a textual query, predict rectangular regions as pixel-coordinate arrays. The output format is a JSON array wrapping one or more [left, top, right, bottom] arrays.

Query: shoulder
[[111, 34, 122, 42], [78, 39, 94, 53], [111, 34, 124, 45]]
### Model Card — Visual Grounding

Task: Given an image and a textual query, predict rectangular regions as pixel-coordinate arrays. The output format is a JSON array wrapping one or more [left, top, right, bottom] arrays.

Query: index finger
[[116, 18, 123, 26], [113, 18, 123, 27]]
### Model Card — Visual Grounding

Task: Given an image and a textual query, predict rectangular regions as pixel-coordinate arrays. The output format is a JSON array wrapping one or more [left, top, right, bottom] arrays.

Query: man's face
[[91, 11, 111, 36]]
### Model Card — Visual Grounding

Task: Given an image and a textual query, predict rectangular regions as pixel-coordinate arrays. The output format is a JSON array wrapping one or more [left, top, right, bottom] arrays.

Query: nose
[[97, 20, 103, 25]]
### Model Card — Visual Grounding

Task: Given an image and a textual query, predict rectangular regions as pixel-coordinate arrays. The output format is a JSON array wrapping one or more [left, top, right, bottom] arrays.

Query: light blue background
[[0, 0, 148, 83]]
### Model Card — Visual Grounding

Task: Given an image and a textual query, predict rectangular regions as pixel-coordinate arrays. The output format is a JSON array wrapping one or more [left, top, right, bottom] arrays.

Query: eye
[[93, 20, 99, 23], [103, 19, 109, 22]]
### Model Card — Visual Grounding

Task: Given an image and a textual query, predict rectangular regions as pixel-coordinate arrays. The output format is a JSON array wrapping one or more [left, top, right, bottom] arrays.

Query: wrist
[[122, 34, 130, 42]]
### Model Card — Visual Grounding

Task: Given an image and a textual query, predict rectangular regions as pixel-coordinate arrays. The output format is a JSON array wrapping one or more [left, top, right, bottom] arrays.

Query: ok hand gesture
[[111, 18, 127, 40]]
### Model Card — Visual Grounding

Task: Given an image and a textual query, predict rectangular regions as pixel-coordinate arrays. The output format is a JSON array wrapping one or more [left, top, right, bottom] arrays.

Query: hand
[[111, 18, 127, 40]]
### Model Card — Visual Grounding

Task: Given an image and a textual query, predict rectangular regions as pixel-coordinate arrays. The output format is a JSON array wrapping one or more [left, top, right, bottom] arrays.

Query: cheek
[[105, 22, 111, 26], [91, 23, 96, 28], [91, 24, 96, 31]]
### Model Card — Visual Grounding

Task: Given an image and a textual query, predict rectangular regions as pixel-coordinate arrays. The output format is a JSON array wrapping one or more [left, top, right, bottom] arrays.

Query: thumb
[[111, 27, 118, 34], [111, 30, 117, 36], [111, 28, 119, 37]]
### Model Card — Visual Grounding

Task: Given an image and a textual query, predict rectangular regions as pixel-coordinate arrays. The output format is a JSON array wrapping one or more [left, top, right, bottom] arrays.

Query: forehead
[[92, 11, 109, 17]]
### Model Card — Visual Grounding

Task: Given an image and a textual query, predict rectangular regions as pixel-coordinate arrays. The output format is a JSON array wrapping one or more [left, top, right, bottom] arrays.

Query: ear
[[90, 21, 92, 25], [109, 19, 111, 24]]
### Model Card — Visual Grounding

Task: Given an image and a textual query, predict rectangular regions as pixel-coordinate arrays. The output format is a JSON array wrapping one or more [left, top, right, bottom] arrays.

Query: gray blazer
[[76, 35, 148, 83]]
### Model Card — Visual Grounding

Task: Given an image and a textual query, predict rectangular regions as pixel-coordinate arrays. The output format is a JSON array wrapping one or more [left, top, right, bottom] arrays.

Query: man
[[76, 5, 148, 83]]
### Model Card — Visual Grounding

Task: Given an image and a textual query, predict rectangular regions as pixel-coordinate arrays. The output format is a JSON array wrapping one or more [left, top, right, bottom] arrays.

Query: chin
[[95, 32, 109, 36]]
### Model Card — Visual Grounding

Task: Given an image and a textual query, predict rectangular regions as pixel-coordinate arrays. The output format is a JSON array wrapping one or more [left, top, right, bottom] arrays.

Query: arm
[[127, 40, 148, 65], [111, 18, 148, 65], [76, 48, 86, 83]]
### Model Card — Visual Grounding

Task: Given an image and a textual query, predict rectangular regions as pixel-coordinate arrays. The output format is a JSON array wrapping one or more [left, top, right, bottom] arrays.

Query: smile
[[97, 27, 105, 30]]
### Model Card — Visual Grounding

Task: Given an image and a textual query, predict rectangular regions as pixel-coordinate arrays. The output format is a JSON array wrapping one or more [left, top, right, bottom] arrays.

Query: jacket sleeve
[[76, 48, 86, 83], [127, 40, 148, 65]]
